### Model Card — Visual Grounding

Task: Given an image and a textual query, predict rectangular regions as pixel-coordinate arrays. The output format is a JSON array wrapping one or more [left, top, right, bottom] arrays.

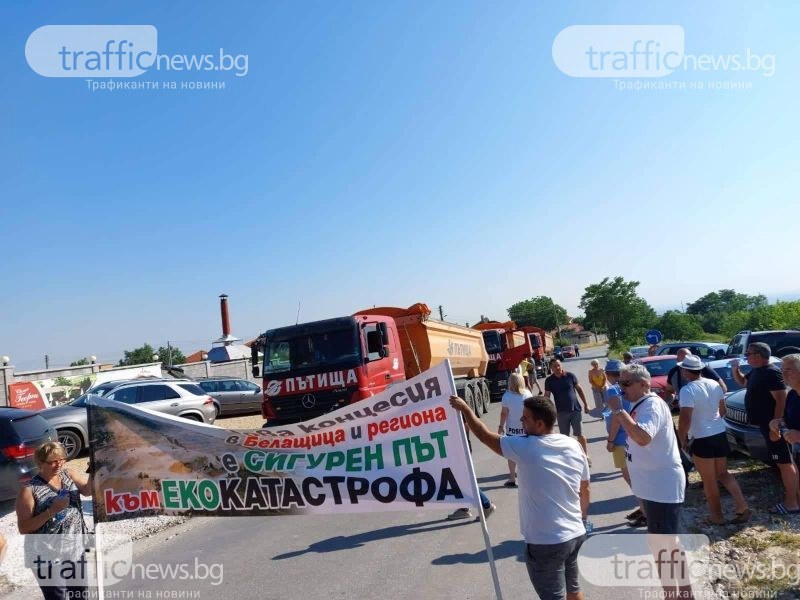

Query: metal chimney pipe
[[220, 294, 231, 337]]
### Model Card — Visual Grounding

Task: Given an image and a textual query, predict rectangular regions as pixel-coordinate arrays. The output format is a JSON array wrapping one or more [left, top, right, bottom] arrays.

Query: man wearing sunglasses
[[613, 364, 685, 534], [613, 364, 692, 599], [732, 342, 798, 515]]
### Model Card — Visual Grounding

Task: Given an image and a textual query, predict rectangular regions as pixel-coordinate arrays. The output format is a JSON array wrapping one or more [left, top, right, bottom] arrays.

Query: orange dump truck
[[254, 303, 490, 424], [472, 321, 531, 401]]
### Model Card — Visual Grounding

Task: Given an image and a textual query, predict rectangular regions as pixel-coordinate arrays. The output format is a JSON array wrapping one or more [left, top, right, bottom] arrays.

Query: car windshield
[[640, 358, 677, 377], [482, 331, 503, 354], [264, 327, 360, 374], [69, 394, 88, 407]]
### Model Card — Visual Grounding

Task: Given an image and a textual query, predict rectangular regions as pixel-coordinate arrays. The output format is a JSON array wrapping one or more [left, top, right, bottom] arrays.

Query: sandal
[[627, 515, 647, 528], [769, 503, 800, 515], [730, 508, 752, 524], [503, 480, 518, 488], [625, 508, 644, 521]]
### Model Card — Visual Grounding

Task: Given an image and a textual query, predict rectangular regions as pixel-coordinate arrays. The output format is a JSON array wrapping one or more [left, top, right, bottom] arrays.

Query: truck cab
[[255, 315, 403, 424]]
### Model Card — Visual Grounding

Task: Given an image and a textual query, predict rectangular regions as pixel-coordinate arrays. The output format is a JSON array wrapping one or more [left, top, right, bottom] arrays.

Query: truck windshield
[[482, 331, 503, 354], [263, 328, 360, 374], [528, 334, 541, 349]]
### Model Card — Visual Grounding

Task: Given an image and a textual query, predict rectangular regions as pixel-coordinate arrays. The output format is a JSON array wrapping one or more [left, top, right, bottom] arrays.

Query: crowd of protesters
[[452, 340, 800, 599]]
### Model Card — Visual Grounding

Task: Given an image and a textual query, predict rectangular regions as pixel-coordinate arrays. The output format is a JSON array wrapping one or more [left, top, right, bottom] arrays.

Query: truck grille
[[269, 388, 354, 423], [725, 406, 749, 425]]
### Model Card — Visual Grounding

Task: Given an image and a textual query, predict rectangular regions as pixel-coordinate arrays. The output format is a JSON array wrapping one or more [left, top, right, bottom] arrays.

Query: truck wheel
[[464, 385, 477, 418], [473, 383, 486, 415], [480, 380, 491, 413]]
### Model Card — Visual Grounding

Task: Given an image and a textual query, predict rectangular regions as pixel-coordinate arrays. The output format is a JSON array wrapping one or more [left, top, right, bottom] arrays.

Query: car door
[[216, 379, 241, 415], [236, 380, 262, 413], [137, 384, 182, 416]]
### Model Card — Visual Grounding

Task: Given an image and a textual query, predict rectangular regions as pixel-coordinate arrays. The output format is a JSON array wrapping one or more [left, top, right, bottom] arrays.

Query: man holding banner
[[449, 394, 590, 600]]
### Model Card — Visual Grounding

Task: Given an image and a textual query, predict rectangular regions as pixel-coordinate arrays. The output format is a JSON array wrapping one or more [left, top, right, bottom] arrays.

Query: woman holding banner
[[15, 441, 92, 600]]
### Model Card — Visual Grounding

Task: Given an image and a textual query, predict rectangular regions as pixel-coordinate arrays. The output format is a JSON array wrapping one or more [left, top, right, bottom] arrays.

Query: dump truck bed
[[355, 303, 488, 380]]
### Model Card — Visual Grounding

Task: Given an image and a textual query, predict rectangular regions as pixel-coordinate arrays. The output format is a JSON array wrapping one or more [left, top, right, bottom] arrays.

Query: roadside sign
[[645, 329, 662, 345]]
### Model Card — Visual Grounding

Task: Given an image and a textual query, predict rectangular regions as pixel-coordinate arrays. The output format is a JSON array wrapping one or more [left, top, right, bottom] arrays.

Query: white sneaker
[[447, 508, 472, 521]]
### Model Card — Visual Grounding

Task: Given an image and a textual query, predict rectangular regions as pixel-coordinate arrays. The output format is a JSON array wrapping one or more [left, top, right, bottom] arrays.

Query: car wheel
[[58, 430, 83, 460], [181, 414, 203, 422]]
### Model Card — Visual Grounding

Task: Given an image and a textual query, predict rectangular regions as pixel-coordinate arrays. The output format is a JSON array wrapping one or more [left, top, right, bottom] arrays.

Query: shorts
[[758, 425, 793, 464], [641, 499, 682, 534], [690, 431, 730, 459], [611, 445, 627, 469], [557, 411, 583, 437], [525, 534, 586, 599]]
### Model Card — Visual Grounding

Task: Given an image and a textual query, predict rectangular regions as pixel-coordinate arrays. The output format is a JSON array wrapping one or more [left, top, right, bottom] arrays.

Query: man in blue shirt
[[545, 359, 591, 460]]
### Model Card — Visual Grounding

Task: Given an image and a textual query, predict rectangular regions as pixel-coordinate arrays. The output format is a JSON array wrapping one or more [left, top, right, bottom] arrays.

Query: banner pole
[[87, 399, 105, 599], [444, 360, 504, 600]]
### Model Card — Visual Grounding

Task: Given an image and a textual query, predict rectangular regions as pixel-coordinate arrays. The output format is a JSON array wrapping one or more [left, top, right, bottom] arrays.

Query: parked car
[[553, 346, 563, 361], [0, 408, 57, 500], [628, 345, 650, 359], [657, 342, 726, 362], [39, 379, 216, 460], [723, 388, 770, 463], [726, 330, 800, 358], [196, 377, 262, 417], [561, 345, 575, 359], [633, 355, 677, 405]]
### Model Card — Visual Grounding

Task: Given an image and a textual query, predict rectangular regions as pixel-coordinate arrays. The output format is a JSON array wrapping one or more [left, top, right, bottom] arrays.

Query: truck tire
[[464, 385, 477, 418], [473, 382, 486, 415], [479, 380, 491, 413]]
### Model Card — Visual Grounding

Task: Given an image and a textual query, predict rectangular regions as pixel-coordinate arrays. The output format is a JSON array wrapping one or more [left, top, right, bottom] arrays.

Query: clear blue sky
[[2, 2, 798, 370]]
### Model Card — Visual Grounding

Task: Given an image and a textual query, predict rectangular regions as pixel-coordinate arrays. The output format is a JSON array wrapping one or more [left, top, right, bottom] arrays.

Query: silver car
[[196, 377, 262, 417], [39, 379, 216, 460]]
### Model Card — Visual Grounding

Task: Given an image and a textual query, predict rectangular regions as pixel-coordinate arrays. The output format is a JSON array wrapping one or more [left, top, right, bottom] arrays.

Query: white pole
[[94, 522, 106, 599], [445, 359, 504, 600]]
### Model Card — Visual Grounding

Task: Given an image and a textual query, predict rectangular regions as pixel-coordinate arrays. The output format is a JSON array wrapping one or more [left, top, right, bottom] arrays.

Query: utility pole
[[438, 305, 446, 321], [45, 354, 49, 369], [551, 298, 561, 338], [167, 341, 172, 367]]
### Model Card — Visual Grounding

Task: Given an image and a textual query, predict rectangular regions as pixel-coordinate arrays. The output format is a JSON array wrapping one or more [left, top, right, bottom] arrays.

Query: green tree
[[117, 344, 159, 366], [118, 343, 186, 368], [70, 357, 90, 366], [157, 346, 186, 367], [686, 289, 768, 333], [655, 311, 704, 340], [579, 277, 656, 346], [507, 296, 569, 330]]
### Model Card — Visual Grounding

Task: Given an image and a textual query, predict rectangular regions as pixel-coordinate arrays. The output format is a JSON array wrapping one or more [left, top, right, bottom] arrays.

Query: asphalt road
[[5, 346, 661, 600]]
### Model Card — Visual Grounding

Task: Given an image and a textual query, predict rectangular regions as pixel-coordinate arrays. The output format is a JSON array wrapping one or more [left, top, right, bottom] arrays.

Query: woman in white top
[[498, 372, 532, 487], [677, 355, 750, 525]]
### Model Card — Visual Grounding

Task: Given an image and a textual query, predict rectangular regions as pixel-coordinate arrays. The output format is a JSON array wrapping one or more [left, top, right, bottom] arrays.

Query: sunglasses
[[45, 458, 66, 465], [618, 380, 637, 387]]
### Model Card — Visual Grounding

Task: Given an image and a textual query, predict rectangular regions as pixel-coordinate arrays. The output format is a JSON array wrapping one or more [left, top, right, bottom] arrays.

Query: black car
[[723, 389, 770, 464], [0, 408, 57, 500], [727, 330, 800, 358]]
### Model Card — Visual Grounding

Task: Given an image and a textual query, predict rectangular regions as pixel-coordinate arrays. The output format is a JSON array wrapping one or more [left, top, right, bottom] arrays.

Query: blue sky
[[2, 2, 798, 370]]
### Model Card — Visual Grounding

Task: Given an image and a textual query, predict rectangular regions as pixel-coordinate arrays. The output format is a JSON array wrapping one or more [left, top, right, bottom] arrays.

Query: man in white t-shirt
[[613, 364, 692, 599], [450, 394, 590, 600]]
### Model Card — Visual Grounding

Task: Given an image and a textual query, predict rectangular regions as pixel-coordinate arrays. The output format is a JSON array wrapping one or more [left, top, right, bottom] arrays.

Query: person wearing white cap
[[676, 354, 750, 525]]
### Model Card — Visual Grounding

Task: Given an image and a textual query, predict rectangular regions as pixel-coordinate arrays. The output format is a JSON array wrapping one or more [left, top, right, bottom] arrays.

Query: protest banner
[[88, 361, 480, 521]]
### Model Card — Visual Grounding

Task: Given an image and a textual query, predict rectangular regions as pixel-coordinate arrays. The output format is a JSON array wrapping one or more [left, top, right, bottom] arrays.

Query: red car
[[633, 355, 677, 406], [561, 345, 575, 359]]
